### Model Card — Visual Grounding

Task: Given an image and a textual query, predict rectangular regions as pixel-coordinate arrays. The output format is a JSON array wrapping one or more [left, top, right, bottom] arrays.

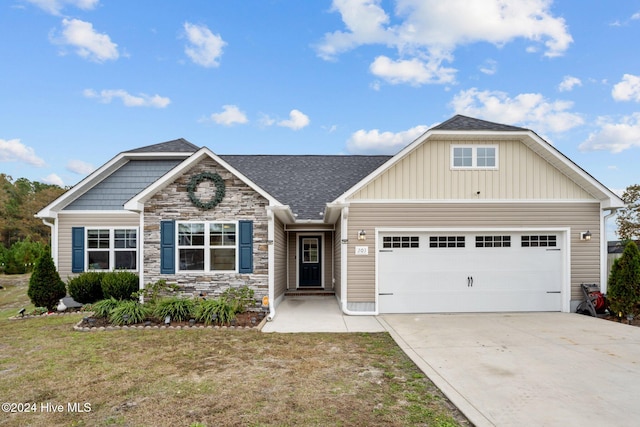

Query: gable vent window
[[452, 145, 498, 169], [521, 235, 557, 247], [430, 236, 465, 248], [476, 235, 511, 248], [383, 236, 419, 249]]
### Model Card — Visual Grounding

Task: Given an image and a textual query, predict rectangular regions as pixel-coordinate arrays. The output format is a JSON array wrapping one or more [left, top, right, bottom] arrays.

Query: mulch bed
[[76, 310, 267, 331]]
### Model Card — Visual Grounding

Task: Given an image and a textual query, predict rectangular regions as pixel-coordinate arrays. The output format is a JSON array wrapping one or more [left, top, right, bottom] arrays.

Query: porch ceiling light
[[580, 231, 592, 241], [358, 230, 366, 241]]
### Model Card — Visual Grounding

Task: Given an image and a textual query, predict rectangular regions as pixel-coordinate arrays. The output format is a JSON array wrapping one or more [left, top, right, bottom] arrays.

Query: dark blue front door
[[299, 236, 321, 287]]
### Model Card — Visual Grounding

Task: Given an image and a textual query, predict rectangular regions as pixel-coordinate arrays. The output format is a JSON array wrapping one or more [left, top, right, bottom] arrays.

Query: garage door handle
[[546, 249, 561, 251], [467, 276, 474, 287], [546, 291, 561, 294], [379, 293, 394, 296], [379, 250, 393, 253]]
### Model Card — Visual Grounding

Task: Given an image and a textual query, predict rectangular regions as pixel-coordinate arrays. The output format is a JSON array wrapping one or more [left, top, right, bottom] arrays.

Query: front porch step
[[285, 290, 335, 297]]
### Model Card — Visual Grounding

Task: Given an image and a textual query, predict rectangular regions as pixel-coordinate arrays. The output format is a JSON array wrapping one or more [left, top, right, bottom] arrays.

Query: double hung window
[[178, 222, 237, 272], [87, 228, 137, 270]]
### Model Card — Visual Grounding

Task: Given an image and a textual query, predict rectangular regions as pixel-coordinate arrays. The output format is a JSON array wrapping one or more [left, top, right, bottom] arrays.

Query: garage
[[377, 230, 566, 313]]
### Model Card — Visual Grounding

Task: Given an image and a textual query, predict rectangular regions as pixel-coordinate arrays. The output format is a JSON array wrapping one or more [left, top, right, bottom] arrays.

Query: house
[[36, 115, 624, 317]]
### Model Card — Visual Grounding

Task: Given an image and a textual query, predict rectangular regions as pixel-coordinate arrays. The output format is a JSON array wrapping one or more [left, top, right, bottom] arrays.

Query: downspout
[[338, 205, 377, 316], [41, 218, 57, 268]]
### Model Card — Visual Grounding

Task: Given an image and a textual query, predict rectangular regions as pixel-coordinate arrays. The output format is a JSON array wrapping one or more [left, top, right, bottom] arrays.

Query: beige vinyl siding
[[333, 216, 342, 298], [350, 139, 596, 201], [323, 231, 333, 289], [346, 202, 600, 304], [273, 217, 287, 299], [57, 212, 140, 280]]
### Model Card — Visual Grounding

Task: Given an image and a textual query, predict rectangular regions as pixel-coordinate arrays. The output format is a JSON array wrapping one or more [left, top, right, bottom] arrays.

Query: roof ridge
[[432, 114, 528, 132], [125, 138, 199, 154]]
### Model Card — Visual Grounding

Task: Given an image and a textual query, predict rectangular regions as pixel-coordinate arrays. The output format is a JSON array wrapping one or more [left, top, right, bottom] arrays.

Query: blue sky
[[1, 0, 639, 196]]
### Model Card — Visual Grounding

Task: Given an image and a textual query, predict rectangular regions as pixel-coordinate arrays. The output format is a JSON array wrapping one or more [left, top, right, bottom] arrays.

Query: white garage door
[[378, 231, 564, 313]]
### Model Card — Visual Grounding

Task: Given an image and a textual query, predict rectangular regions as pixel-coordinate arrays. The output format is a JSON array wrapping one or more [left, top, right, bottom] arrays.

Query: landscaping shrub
[[109, 300, 149, 326], [133, 279, 180, 304], [92, 297, 120, 318], [195, 298, 236, 325], [101, 271, 139, 300], [152, 297, 196, 322], [222, 286, 256, 314], [67, 272, 105, 304], [27, 251, 66, 311], [608, 241, 640, 318]]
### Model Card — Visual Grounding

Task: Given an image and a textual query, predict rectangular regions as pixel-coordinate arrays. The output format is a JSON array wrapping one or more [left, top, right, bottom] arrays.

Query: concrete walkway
[[380, 312, 640, 427], [261, 296, 385, 333]]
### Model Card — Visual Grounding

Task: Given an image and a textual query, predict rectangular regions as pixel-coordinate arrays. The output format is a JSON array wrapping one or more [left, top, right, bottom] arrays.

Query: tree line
[[0, 174, 67, 273]]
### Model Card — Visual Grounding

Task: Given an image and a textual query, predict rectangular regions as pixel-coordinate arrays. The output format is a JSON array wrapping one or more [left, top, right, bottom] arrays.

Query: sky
[[1, 0, 640, 198]]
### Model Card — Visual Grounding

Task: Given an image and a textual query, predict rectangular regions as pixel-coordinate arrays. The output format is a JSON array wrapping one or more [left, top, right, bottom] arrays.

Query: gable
[[65, 160, 183, 210], [348, 137, 597, 201]]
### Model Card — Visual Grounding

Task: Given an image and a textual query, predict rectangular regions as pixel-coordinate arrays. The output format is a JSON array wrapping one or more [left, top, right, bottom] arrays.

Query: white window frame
[[451, 145, 499, 170], [176, 220, 238, 273], [86, 227, 138, 271]]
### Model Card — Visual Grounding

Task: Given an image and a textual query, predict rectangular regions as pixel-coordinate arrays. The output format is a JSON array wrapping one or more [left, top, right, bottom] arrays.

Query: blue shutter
[[71, 227, 85, 273], [238, 220, 253, 273], [160, 220, 175, 274]]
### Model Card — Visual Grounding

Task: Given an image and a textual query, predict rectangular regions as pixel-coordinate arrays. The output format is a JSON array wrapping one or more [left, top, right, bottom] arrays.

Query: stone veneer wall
[[143, 157, 269, 300]]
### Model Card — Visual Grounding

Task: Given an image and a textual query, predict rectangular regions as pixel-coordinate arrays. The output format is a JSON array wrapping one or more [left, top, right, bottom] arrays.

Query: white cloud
[[450, 88, 584, 133], [558, 75, 582, 92], [612, 74, 640, 102], [369, 55, 456, 85], [277, 110, 310, 130], [0, 138, 46, 167], [183, 22, 226, 68], [346, 125, 428, 154], [83, 89, 170, 108], [52, 18, 119, 62], [479, 59, 498, 75], [66, 159, 95, 175], [316, 0, 572, 85], [579, 113, 640, 153], [210, 105, 248, 126], [25, 0, 98, 16], [42, 173, 65, 187]]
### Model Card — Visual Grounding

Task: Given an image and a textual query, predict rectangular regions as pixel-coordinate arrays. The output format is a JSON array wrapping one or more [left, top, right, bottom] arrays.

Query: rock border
[[73, 316, 268, 332]]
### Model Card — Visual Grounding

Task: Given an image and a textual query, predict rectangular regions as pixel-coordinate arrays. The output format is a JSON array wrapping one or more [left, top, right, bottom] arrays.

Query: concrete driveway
[[379, 312, 640, 427]]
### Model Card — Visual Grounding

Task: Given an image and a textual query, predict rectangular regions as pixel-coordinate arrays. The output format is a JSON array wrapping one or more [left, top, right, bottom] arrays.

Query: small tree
[[616, 184, 640, 241], [27, 251, 66, 311], [608, 241, 640, 318]]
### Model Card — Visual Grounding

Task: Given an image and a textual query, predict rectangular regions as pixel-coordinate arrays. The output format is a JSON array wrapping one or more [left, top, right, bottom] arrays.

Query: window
[[429, 236, 465, 248], [178, 221, 236, 271], [452, 145, 498, 169], [476, 235, 511, 248], [87, 228, 137, 270], [521, 235, 557, 247], [382, 236, 419, 249]]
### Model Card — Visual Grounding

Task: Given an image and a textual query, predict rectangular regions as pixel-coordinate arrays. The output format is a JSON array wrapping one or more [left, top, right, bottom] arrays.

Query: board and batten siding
[[349, 139, 596, 201], [57, 212, 140, 280], [345, 202, 601, 305], [273, 217, 287, 299]]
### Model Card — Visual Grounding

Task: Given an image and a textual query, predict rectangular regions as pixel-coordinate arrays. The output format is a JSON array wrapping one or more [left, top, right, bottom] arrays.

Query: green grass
[[0, 274, 469, 427]]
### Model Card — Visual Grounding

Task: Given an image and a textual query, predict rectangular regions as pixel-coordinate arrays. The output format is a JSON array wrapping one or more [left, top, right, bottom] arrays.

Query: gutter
[[601, 206, 622, 293]]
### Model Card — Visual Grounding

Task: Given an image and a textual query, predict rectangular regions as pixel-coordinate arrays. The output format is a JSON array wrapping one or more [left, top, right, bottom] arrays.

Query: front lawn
[[0, 275, 469, 426]]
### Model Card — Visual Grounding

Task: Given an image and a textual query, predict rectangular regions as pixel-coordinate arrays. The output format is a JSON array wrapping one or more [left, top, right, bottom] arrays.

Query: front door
[[299, 236, 321, 287]]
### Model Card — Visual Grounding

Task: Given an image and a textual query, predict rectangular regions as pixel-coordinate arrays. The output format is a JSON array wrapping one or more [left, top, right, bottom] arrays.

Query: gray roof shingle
[[432, 115, 527, 132], [221, 155, 391, 219], [125, 138, 199, 154]]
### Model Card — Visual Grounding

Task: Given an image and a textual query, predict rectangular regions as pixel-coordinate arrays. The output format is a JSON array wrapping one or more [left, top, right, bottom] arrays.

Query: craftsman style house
[[37, 115, 624, 318]]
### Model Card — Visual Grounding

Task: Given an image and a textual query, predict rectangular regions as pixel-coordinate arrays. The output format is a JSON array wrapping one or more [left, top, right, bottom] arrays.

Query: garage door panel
[[378, 231, 564, 313]]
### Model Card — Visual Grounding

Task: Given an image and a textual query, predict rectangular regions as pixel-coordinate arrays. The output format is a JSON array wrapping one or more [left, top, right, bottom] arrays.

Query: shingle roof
[[220, 155, 391, 219], [125, 138, 200, 154], [432, 115, 527, 132]]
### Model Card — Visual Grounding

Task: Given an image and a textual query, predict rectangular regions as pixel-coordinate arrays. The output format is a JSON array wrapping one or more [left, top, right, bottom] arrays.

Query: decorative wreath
[[186, 172, 226, 210]]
